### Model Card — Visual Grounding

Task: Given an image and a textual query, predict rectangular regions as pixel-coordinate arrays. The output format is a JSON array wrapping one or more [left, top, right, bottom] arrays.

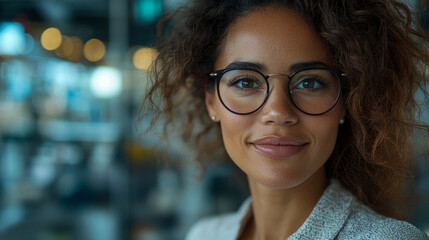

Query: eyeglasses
[[209, 66, 346, 115]]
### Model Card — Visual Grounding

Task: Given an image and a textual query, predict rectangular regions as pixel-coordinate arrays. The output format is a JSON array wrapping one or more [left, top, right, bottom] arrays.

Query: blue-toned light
[[136, 0, 162, 23], [90, 66, 122, 98], [24, 33, 35, 54], [0, 22, 26, 56], [5, 60, 32, 100]]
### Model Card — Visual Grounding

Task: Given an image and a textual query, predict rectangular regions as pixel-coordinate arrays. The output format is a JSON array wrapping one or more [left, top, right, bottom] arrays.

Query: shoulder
[[185, 197, 252, 240], [185, 213, 239, 240], [289, 180, 427, 240], [339, 202, 428, 240]]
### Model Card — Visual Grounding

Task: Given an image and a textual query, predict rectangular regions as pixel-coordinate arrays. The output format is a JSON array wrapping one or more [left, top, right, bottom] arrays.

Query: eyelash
[[293, 76, 328, 90]]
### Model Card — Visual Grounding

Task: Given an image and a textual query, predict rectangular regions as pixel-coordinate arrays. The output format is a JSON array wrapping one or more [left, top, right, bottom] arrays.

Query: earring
[[211, 116, 216, 121], [339, 119, 345, 125]]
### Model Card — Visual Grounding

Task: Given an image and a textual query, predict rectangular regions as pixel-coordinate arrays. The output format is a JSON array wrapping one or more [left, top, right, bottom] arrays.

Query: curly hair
[[140, 0, 429, 219]]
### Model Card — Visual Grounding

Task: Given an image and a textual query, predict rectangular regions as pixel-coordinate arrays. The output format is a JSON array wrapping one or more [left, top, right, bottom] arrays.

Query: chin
[[249, 168, 311, 190]]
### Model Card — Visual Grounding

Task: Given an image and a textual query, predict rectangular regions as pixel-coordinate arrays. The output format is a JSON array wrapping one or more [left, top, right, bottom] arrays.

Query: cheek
[[316, 122, 338, 153], [219, 114, 248, 154], [216, 100, 254, 160], [305, 116, 341, 161]]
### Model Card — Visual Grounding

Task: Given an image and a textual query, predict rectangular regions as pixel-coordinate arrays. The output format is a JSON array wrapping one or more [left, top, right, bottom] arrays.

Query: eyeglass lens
[[217, 69, 340, 115]]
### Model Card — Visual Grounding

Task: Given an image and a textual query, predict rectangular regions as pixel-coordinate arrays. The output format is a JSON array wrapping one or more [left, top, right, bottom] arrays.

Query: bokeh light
[[132, 47, 158, 70], [83, 38, 105, 62], [90, 66, 122, 98], [23, 33, 35, 55], [68, 37, 83, 62], [56, 36, 83, 62], [41, 27, 62, 51], [0, 22, 26, 55], [54, 36, 71, 58]]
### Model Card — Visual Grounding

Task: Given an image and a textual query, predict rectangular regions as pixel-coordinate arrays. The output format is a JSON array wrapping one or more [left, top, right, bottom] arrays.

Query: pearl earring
[[339, 119, 345, 125], [211, 116, 216, 121]]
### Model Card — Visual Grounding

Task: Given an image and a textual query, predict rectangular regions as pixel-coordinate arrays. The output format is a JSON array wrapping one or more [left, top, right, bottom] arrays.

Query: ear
[[205, 90, 218, 120]]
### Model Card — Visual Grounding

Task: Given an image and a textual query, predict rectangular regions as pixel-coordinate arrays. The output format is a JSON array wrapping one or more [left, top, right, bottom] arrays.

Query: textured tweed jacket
[[186, 180, 428, 240]]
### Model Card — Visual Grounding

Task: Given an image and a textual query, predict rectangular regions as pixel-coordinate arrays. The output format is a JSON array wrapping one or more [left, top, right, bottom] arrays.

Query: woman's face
[[206, 6, 345, 189]]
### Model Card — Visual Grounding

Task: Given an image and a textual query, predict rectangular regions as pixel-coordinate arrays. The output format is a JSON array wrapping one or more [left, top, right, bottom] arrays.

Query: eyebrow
[[289, 61, 329, 73], [223, 61, 329, 73], [289, 61, 328, 73], [224, 61, 267, 72]]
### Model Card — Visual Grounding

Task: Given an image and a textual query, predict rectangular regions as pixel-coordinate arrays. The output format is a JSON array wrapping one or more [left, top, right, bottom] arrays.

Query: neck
[[243, 168, 328, 240]]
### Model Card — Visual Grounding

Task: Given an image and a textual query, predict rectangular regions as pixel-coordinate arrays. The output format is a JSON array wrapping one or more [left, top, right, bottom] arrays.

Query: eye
[[230, 77, 261, 89], [295, 77, 324, 90]]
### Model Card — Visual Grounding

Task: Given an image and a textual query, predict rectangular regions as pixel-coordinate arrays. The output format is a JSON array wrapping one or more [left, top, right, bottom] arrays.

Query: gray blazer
[[186, 180, 428, 240]]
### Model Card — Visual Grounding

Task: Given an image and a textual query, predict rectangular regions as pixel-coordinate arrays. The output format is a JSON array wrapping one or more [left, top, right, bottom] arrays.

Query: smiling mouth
[[250, 136, 308, 159]]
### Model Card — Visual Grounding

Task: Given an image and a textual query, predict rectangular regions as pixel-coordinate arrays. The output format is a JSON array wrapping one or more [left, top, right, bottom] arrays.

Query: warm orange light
[[55, 36, 83, 62], [83, 38, 105, 62], [133, 47, 158, 70], [41, 27, 62, 50], [54, 36, 70, 58], [67, 37, 83, 62]]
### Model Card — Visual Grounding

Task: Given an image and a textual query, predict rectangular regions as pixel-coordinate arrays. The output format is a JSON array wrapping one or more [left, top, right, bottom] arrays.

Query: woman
[[141, 0, 429, 239]]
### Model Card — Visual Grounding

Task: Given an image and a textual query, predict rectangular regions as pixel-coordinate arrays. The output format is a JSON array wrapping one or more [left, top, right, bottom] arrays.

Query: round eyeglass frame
[[209, 66, 346, 116]]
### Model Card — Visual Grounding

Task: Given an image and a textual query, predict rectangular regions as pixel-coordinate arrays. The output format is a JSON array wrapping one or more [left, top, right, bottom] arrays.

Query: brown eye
[[301, 79, 315, 88], [292, 77, 325, 90], [231, 78, 259, 89]]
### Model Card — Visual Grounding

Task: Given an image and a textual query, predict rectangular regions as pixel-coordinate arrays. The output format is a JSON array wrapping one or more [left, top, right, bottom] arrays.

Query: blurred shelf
[[38, 120, 120, 142]]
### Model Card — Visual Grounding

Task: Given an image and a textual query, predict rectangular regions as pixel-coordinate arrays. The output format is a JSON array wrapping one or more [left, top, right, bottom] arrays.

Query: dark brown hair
[[140, 0, 429, 219]]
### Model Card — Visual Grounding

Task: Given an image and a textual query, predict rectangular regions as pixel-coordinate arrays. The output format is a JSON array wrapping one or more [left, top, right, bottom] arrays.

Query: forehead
[[215, 6, 329, 70]]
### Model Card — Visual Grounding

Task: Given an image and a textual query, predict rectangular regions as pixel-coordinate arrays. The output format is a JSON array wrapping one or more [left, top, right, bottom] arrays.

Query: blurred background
[[0, 0, 428, 239]]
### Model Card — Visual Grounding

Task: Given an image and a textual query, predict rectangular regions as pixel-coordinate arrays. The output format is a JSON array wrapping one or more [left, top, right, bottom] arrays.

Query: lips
[[250, 136, 308, 159]]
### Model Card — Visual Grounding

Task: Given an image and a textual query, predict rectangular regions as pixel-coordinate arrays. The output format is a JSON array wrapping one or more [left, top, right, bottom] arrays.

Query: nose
[[260, 80, 299, 125]]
